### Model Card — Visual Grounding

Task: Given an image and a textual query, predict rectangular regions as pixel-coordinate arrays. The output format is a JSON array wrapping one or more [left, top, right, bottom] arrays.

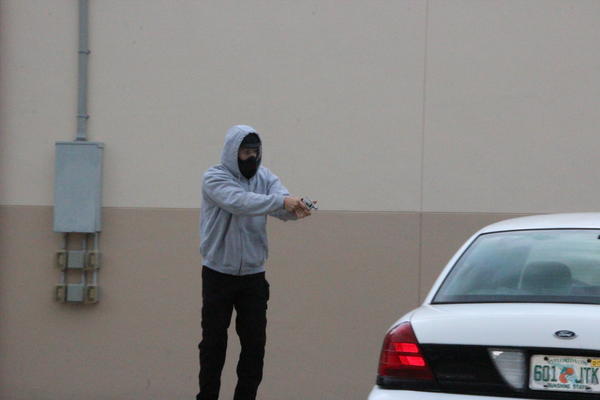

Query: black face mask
[[238, 156, 259, 180]]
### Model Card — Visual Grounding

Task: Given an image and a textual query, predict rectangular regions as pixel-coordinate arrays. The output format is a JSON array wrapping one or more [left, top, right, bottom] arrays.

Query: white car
[[368, 213, 600, 400]]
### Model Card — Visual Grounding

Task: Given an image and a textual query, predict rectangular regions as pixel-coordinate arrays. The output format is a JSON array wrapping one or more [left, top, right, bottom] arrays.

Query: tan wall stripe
[[0, 205, 522, 399]]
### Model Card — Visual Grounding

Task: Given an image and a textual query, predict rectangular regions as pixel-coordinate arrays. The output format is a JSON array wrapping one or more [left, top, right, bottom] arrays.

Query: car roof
[[480, 212, 600, 233]]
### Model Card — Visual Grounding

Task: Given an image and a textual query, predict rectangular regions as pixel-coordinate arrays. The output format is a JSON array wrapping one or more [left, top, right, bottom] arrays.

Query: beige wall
[[2, 0, 600, 399], [0, 206, 518, 400], [423, 0, 600, 213], [1, 0, 427, 211], [3, 0, 599, 212]]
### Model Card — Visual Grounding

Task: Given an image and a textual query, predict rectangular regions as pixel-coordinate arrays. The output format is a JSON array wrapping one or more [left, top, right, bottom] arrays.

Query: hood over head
[[221, 125, 262, 179]]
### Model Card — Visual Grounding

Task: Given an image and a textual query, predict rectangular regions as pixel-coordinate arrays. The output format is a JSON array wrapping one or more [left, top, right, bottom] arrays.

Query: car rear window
[[433, 229, 600, 305]]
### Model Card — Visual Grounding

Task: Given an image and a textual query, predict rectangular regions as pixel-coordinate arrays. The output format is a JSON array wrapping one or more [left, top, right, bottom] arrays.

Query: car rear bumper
[[368, 386, 530, 400]]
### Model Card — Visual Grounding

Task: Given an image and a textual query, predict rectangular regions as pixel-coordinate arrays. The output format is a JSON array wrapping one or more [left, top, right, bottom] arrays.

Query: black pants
[[197, 266, 269, 400]]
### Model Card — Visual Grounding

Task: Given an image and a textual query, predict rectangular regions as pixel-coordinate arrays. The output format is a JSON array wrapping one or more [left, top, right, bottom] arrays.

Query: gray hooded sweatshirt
[[200, 125, 295, 275]]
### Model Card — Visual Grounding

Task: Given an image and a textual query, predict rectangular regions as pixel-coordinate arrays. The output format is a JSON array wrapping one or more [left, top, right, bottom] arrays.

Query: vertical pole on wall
[[60, 234, 68, 286], [55, 233, 68, 302], [92, 233, 99, 287], [81, 234, 88, 288], [76, 0, 90, 141]]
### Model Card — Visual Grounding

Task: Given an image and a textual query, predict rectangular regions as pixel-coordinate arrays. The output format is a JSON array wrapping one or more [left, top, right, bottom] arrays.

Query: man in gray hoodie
[[197, 125, 311, 400]]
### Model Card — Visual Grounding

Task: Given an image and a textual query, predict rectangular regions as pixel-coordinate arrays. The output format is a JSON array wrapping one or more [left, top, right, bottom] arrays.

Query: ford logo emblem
[[554, 330, 577, 339]]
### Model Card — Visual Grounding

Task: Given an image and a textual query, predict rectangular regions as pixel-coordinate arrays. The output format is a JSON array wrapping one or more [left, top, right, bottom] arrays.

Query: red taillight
[[378, 322, 434, 380]]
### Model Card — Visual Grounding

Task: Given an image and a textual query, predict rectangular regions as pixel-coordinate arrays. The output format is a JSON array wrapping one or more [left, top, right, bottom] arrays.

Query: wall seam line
[[419, 0, 430, 214], [418, 0, 430, 304]]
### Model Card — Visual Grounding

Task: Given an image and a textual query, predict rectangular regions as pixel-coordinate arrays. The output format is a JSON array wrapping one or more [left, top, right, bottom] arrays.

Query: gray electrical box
[[53, 141, 103, 233]]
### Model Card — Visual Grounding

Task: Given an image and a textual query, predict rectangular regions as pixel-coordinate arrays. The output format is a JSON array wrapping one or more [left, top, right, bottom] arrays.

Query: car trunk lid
[[410, 303, 599, 349]]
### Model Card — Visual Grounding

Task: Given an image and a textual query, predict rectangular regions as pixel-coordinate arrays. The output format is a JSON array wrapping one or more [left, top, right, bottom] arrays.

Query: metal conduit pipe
[[76, 0, 90, 141], [92, 233, 99, 288]]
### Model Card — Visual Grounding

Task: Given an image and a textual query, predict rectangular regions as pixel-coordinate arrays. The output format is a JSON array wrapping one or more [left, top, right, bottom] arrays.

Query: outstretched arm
[[203, 171, 284, 216]]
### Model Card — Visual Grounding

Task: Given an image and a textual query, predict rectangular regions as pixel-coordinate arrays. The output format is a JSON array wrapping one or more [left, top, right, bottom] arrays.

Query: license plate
[[530, 355, 600, 393]]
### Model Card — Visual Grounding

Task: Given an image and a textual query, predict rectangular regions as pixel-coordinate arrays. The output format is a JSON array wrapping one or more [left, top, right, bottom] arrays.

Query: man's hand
[[284, 196, 311, 219]]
